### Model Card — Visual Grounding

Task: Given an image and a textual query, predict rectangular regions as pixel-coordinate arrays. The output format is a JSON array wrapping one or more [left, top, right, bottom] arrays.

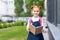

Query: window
[[57, 0, 60, 27], [47, 0, 54, 23], [47, 0, 58, 26]]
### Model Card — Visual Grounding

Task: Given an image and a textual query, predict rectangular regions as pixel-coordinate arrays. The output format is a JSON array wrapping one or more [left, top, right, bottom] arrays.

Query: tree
[[14, 0, 23, 16], [14, 0, 45, 17], [26, 0, 45, 17]]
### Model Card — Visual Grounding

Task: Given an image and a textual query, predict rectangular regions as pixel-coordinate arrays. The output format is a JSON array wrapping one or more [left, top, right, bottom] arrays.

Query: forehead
[[32, 8, 39, 11]]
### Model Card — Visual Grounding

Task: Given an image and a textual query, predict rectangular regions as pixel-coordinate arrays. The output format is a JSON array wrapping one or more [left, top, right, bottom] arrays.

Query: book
[[29, 25, 43, 35]]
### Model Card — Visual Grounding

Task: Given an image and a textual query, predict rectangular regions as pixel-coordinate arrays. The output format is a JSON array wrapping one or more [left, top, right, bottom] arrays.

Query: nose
[[35, 12, 38, 13]]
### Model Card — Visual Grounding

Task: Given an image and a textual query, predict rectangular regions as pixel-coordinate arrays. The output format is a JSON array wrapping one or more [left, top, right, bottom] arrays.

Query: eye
[[34, 11, 39, 12], [36, 11, 39, 12]]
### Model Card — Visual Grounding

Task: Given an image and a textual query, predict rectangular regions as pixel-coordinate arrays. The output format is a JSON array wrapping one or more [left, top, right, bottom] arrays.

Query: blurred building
[[44, 0, 47, 16], [47, 0, 60, 40], [0, 0, 15, 17]]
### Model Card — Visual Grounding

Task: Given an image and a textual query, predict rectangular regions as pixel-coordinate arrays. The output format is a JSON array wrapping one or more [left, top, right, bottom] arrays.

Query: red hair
[[31, 6, 42, 10]]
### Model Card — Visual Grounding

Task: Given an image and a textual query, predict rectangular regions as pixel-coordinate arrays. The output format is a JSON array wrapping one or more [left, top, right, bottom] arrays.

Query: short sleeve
[[39, 17, 43, 26]]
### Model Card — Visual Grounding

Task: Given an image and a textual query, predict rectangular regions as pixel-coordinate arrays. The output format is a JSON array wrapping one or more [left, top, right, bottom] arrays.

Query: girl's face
[[32, 7, 40, 17]]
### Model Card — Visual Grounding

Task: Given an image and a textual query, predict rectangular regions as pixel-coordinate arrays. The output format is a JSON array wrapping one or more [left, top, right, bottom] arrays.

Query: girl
[[27, 6, 44, 40]]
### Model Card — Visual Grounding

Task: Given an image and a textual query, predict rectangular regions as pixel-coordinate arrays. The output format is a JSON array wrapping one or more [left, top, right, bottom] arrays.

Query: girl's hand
[[41, 26, 44, 32], [42, 29, 44, 32], [42, 27, 47, 33], [27, 28, 30, 32]]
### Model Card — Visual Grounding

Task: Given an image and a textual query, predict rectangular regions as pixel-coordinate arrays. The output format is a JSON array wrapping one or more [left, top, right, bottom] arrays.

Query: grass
[[0, 26, 28, 40]]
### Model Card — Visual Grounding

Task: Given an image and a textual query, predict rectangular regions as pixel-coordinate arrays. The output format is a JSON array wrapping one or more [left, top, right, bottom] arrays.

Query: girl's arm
[[26, 18, 32, 32], [41, 18, 43, 26], [26, 20, 30, 32], [40, 17, 45, 32]]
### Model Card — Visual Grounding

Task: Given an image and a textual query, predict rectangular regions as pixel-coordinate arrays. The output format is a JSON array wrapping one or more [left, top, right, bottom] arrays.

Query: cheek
[[36, 12, 39, 15], [32, 11, 40, 14], [31, 11, 34, 15], [32, 11, 35, 14]]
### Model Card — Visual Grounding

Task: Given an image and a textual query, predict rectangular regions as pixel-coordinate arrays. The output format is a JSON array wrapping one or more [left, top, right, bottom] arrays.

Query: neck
[[33, 16, 39, 18]]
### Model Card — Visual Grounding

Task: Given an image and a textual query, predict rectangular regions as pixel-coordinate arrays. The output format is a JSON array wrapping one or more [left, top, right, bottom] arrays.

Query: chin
[[34, 15, 38, 17]]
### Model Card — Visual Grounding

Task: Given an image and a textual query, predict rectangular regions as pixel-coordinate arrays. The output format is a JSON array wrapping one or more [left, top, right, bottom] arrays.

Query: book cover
[[29, 25, 43, 35]]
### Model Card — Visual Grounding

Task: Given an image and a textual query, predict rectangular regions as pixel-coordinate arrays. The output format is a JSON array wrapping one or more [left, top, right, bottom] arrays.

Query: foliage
[[0, 21, 27, 29], [14, 0, 45, 17], [14, 0, 23, 16]]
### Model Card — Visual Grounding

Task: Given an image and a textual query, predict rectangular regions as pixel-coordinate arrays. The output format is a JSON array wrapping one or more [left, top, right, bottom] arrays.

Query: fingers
[[27, 28, 30, 32]]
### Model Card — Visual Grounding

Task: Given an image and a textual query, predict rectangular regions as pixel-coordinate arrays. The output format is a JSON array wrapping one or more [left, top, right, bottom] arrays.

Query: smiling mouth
[[35, 13, 38, 14]]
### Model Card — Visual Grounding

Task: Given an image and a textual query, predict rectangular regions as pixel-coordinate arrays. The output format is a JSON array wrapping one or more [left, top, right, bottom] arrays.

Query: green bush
[[0, 22, 12, 28], [13, 20, 22, 26], [0, 20, 27, 29], [11, 20, 27, 26], [3, 23, 8, 28], [4, 23, 12, 28], [23, 21, 27, 26], [12, 20, 26, 26], [0, 22, 7, 28], [0, 24, 3, 28]]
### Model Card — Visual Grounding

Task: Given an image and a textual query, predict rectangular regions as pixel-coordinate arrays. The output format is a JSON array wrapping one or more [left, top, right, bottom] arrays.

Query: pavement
[[42, 17, 49, 40], [43, 28, 49, 40]]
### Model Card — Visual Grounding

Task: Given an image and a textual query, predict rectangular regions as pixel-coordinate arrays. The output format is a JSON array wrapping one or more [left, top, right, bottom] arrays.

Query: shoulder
[[28, 17, 32, 24], [39, 17, 42, 20], [28, 17, 32, 22], [28, 17, 32, 21]]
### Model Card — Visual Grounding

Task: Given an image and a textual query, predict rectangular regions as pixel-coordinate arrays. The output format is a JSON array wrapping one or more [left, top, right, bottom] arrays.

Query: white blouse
[[26, 16, 44, 30]]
